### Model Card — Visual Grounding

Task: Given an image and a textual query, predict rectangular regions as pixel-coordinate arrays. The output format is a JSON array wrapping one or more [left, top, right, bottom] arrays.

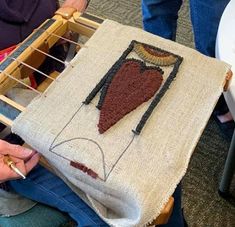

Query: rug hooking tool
[[3, 155, 26, 179]]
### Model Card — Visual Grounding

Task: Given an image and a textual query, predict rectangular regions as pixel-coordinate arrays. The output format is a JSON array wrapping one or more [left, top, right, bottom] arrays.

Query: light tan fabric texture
[[12, 20, 230, 226]]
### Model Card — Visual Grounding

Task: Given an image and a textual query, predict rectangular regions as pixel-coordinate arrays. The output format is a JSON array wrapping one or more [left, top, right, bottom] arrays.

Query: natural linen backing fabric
[[12, 20, 230, 226]]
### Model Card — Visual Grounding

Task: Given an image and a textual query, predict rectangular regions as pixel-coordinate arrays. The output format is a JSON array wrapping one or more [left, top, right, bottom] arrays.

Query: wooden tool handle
[[3, 155, 14, 166]]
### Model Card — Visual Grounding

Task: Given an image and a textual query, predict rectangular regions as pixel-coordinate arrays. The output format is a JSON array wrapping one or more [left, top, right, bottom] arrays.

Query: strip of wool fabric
[[12, 20, 230, 226]]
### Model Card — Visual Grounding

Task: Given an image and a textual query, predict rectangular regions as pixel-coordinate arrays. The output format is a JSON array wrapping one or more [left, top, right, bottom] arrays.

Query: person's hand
[[62, 0, 88, 12], [0, 140, 40, 182]]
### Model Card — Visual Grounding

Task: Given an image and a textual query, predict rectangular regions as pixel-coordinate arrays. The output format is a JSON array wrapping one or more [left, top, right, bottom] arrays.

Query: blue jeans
[[142, 0, 230, 57], [9, 165, 108, 227], [9, 165, 184, 227]]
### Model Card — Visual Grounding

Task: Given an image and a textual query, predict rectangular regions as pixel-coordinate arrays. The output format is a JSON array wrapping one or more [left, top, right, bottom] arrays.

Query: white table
[[216, 0, 235, 196]]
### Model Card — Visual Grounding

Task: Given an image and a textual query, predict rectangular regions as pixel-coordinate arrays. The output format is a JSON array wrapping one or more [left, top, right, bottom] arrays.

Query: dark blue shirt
[[0, 0, 57, 50]]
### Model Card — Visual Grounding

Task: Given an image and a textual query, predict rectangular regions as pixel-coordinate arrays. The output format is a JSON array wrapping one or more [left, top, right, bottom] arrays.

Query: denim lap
[[9, 165, 108, 227]]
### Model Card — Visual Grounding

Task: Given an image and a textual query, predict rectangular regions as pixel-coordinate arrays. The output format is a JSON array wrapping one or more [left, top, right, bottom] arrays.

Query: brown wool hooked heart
[[98, 59, 163, 133]]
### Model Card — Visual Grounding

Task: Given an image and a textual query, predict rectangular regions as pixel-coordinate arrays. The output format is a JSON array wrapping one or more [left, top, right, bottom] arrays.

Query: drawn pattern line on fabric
[[50, 136, 106, 180], [49, 103, 136, 181]]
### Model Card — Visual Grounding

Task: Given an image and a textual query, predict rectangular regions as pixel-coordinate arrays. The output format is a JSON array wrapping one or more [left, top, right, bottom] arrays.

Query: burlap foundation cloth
[[12, 20, 230, 226]]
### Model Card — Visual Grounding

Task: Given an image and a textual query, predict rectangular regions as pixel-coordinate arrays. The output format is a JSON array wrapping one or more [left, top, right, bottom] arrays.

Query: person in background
[[142, 0, 230, 56], [142, 0, 233, 140]]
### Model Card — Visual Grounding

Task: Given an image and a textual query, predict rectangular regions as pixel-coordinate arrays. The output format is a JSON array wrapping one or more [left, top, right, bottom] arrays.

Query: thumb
[[0, 140, 33, 159], [62, 0, 88, 12]]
